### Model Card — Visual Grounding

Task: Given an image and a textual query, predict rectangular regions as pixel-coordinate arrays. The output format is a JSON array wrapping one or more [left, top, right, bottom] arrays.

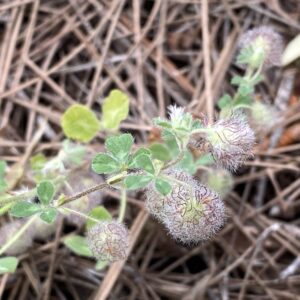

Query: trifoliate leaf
[[86, 206, 112, 230], [0, 257, 19, 274], [128, 148, 151, 168], [149, 143, 171, 162], [37, 181, 55, 205], [155, 178, 172, 196], [91, 154, 120, 174], [124, 175, 153, 190], [61, 104, 100, 143], [134, 154, 155, 174], [63, 235, 93, 257], [40, 207, 57, 224], [101, 89, 129, 130], [105, 134, 133, 162], [282, 34, 300, 66], [10, 202, 41, 217]]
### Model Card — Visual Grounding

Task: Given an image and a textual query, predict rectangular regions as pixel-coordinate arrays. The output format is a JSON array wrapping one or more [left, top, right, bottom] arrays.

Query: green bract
[[61, 104, 100, 143], [101, 89, 129, 130]]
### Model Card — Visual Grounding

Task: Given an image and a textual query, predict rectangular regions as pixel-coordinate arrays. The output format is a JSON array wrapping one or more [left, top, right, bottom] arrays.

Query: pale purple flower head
[[206, 115, 255, 171], [87, 220, 129, 262], [239, 26, 283, 68]]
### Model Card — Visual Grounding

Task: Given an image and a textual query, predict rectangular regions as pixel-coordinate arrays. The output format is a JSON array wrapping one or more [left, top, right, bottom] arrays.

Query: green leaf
[[30, 154, 47, 171], [124, 175, 153, 190], [92, 153, 120, 174], [37, 181, 55, 205], [40, 207, 57, 224], [61, 104, 100, 143], [63, 235, 93, 257], [149, 143, 171, 162], [105, 134, 133, 162], [231, 76, 244, 85], [86, 206, 112, 230], [155, 178, 172, 196], [95, 260, 109, 270], [10, 202, 41, 217], [217, 94, 232, 110], [0, 257, 19, 274], [128, 148, 151, 168], [134, 154, 155, 174], [101, 89, 129, 130], [282, 34, 300, 66]]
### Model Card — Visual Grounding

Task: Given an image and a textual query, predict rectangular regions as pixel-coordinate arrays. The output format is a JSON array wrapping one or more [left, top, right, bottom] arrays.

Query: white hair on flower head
[[168, 105, 185, 121]]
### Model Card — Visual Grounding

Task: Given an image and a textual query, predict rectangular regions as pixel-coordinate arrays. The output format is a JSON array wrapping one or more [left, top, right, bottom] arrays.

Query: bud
[[146, 170, 225, 243], [87, 220, 129, 262], [204, 169, 234, 198], [163, 183, 226, 244], [0, 220, 33, 255], [205, 115, 255, 171], [238, 26, 283, 69], [250, 101, 277, 129]]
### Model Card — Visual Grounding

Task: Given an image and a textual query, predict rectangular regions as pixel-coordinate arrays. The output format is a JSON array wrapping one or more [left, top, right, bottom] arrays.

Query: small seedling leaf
[[102, 89, 129, 130], [61, 104, 100, 143]]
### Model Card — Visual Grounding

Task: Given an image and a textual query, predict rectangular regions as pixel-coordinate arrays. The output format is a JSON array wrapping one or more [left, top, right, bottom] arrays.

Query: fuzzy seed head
[[163, 183, 225, 244], [87, 220, 129, 262], [206, 115, 255, 171], [146, 169, 225, 244], [239, 26, 283, 68]]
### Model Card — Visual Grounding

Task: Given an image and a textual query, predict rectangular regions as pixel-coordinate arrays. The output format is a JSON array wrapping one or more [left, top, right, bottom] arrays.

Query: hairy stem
[[118, 186, 127, 222], [0, 216, 37, 256], [61, 207, 102, 224]]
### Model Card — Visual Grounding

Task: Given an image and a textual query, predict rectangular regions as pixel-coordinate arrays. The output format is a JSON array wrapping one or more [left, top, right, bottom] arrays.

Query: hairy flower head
[[206, 115, 255, 171], [250, 101, 278, 130], [238, 26, 283, 69], [146, 169, 225, 243], [163, 182, 225, 244], [87, 220, 129, 262]]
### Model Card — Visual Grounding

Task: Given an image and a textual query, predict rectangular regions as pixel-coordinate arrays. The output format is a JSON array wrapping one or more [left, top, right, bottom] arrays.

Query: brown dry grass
[[1, 1, 300, 299]]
